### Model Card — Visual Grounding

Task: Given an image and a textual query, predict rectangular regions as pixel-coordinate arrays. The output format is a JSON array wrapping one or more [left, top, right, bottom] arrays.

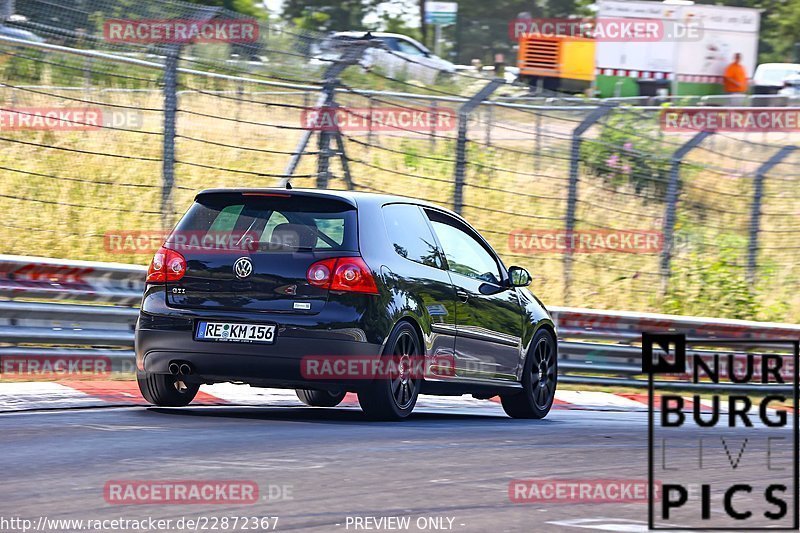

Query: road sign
[[424, 1, 457, 25]]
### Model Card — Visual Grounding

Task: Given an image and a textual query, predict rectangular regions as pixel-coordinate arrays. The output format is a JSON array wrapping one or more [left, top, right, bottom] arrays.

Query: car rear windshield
[[169, 193, 358, 253]]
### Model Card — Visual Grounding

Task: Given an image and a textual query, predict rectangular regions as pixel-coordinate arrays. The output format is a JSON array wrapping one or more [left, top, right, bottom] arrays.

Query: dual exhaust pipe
[[169, 362, 192, 376]]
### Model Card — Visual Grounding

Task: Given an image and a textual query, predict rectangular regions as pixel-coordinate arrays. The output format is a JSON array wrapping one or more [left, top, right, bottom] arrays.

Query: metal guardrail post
[[660, 130, 712, 293], [748, 146, 796, 284], [563, 104, 615, 304], [161, 44, 181, 230], [452, 79, 504, 214]]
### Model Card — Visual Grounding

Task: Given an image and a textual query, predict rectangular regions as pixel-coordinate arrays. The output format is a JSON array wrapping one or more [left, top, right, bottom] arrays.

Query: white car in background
[[778, 74, 800, 98], [753, 63, 800, 94], [314, 31, 455, 85]]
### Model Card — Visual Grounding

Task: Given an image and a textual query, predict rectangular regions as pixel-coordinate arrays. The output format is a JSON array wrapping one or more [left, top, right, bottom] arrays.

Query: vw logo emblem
[[233, 257, 253, 279]]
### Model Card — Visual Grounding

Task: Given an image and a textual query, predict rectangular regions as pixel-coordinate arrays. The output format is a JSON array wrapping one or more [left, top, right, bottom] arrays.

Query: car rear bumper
[[136, 285, 392, 387], [136, 313, 384, 388]]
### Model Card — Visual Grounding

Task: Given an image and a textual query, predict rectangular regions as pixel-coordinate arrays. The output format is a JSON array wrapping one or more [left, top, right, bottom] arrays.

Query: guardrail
[[1, 255, 797, 390], [0, 255, 142, 373]]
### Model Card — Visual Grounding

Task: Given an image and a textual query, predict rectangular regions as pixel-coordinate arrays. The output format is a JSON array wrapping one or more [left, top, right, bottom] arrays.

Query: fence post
[[366, 95, 374, 146], [159, 6, 218, 222], [748, 146, 796, 284], [484, 101, 493, 147], [660, 130, 712, 294], [316, 81, 334, 189], [563, 104, 615, 304], [452, 78, 504, 214], [534, 110, 542, 173], [235, 79, 243, 130], [83, 57, 93, 95], [429, 99, 438, 149], [161, 44, 181, 230]]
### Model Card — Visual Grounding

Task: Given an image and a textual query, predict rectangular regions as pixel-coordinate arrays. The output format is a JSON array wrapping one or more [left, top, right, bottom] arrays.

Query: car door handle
[[456, 290, 469, 302]]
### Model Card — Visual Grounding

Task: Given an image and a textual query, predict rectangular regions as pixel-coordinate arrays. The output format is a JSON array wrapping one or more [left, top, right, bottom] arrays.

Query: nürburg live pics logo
[[645, 332, 799, 530]]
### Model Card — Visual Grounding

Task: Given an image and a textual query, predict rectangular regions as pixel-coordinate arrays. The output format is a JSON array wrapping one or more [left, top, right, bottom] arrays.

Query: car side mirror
[[508, 266, 531, 287]]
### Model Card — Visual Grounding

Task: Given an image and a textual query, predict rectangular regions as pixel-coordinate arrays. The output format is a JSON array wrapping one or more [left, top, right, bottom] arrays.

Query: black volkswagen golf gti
[[136, 189, 557, 420]]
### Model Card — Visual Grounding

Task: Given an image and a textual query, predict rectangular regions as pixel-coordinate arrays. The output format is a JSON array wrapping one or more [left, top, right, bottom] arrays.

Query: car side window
[[382, 204, 442, 269], [426, 211, 502, 285], [395, 39, 426, 56], [379, 37, 400, 51]]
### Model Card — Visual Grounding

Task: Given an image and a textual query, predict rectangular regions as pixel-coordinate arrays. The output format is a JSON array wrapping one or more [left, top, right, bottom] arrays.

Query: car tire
[[295, 389, 346, 407], [501, 329, 557, 419], [357, 322, 421, 421], [137, 371, 199, 407]]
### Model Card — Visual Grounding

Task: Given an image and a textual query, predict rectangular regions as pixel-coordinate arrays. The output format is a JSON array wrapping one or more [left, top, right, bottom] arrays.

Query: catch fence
[[0, 0, 799, 321]]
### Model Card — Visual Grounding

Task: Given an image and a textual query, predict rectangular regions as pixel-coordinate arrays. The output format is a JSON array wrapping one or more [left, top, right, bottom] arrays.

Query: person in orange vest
[[723, 53, 748, 102]]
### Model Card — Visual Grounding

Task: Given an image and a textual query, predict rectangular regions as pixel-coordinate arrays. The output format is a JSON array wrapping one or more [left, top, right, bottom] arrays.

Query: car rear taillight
[[147, 246, 186, 283], [306, 257, 378, 294]]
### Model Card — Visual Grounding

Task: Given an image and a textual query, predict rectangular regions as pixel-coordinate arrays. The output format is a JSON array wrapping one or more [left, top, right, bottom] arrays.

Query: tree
[[378, 1, 422, 41], [420, 0, 588, 64], [281, 0, 383, 32], [186, 0, 268, 19], [761, 0, 800, 61]]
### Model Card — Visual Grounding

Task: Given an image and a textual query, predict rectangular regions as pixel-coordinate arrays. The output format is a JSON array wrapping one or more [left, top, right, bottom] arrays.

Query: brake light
[[306, 257, 378, 294], [147, 246, 186, 283], [307, 258, 336, 287]]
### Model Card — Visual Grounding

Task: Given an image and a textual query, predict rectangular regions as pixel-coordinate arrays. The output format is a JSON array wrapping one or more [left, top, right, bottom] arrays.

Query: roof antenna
[[285, 181, 293, 190], [362, 31, 373, 40]]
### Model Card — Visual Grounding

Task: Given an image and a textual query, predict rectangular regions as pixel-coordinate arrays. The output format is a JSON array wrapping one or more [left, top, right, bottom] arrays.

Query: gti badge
[[233, 257, 253, 279]]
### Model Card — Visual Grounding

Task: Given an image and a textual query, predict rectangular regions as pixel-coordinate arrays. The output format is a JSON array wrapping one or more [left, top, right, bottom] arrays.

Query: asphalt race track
[[2, 399, 793, 533]]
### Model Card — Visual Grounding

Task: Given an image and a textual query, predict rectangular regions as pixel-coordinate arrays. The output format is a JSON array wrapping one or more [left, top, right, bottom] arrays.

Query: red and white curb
[[0, 381, 677, 413]]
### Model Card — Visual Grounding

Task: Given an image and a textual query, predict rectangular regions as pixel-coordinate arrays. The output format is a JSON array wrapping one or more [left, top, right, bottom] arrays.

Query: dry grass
[[1, 84, 799, 321]]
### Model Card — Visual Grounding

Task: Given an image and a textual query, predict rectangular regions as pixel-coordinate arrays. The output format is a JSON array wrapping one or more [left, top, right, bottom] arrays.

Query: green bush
[[664, 235, 758, 320], [580, 107, 673, 200]]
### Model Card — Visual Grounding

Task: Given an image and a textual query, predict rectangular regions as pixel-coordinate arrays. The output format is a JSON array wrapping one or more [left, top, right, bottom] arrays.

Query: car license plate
[[195, 321, 276, 344]]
